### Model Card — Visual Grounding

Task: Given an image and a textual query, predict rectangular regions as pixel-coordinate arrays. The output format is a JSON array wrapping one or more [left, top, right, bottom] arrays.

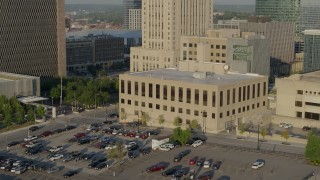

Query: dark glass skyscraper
[[301, 0, 320, 32]]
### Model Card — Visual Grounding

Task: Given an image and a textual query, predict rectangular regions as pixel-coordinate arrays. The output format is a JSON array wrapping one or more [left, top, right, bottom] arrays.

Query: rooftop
[[127, 69, 264, 86], [303, 30, 320, 35], [0, 72, 39, 83], [285, 71, 320, 83], [66, 29, 141, 39]]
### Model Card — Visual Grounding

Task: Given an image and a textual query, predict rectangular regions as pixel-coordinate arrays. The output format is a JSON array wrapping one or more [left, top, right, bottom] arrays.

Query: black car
[[147, 129, 161, 135], [103, 120, 115, 124], [78, 138, 90, 145], [213, 161, 222, 170], [140, 147, 152, 155], [75, 154, 86, 161], [128, 150, 140, 159], [302, 126, 312, 131], [197, 172, 214, 180], [196, 158, 205, 166], [179, 149, 191, 157], [95, 162, 107, 170], [107, 113, 119, 118], [53, 128, 64, 134], [192, 136, 207, 142], [102, 128, 113, 134], [64, 125, 76, 131], [27, 148, 41, 155], [88, 158, 106, 169], [71, 151, 82, 158], [162, 167, 178, 177], [186, 139, 195, 146], [29, 126, 39, 132], [84, 153, 96, 160], [171, 141, 181, 148], [63, 170, 77, 178], [127, 144, 139, 151], [109, 125, 122, 130], [173, 169, 188, 178], [7, 141, 20, 147], [174, 155, 183, 162]]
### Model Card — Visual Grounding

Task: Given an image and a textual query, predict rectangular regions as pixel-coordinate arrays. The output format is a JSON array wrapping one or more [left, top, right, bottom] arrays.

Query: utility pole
[[60, 76, 63, 107]]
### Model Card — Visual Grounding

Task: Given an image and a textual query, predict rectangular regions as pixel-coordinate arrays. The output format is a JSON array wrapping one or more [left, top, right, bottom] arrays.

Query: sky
[[65, 0, 255, 5]]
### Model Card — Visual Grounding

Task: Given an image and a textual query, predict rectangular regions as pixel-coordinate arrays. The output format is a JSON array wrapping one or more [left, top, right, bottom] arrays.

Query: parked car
[[88, 158, 106, 169], [105, 145, 117, 150], [159, 146, 171, 152], [197, 172, 214, 180], [102, 129, 113, 134], [25, 141, 41, 148], [128, 132, 136, 137], [47, 167, 60, 174], [84, 153, 96, 160], [196, 158, 205, 166], [62, 155, 74, 162], [74, 133, 86, 139], [189, 157, 198, 165], [28, 126, 39, 132], [53, 128, 64, 134], [203, 160, 212, 168], [95, 162, 108, 170], [15, 166, 27, 174], [140, 147, 152, 155], [172, 168, 188, 178], [139, 133, 149, 139], [302, 126, 312, 131], [251, 159, 265, 169], [171, 141, 181, 148], [63, 170, 78, 178], [49, 146, 63, 153], [78, 138, 90, 145], [146, 163, 167, 172], [24, 135, 38, 142], [127, 144, 139, 151], [49, 154, 63, 161], [124, 141, 137, 149], [213, 161, 222, 170], [7, 141, 21, 147], [88, 135, 99, 141], [283, 123, 293, 129], [64, 125, 76, 131], [95, 142, 108, 149], [41, 131, 53, 137], [162, 167, 178, 177], [128, 150, 140, 159], [186, 139, 195, 146], [103, 120, 114, 124], [160, 143, 174, 149], [174, 150, 191, 162], [191, 140, 203, 147]]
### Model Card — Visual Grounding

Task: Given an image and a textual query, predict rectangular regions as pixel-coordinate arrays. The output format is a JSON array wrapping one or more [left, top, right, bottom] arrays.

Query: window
[[194, 110, 199, 116], [252, 104, 255, 109], [222, 45, 226, 49], [127, 81, 131, 95], [220, 91, 223, 107], [247, 85, 250, 100], [263, 101, 266, 106], [121, 99, 125, 104], [238, 87, 242, 102], [243, 86, 246, 101], [247, 105, 249, 111], [142, 102, 145, 107], [216, 53, 220, 57], [295, 101, 302, 107], [178, 108, 183, 113], [163, 105, 167, 111], [171, 107, 175, 112], [216, 45, 220, 49], [186, 119, 191, 125], [171, 86, 175, 101], [212, 113, 216, 119], [156, 104, 160, 109], [212, 91, 216, 107], [220, 113, 223, 118], [134, 82, 139, 95], [186, 109, 191, 115], [183, 43, 187, 47], [232, 88, 236, 104], [305, 102, 320, 107], [296, 111, 302, 118], [211, 45, 214, 49], [121, 80, 125, 93], [141, 82, 145, 96], [242, 106, 245, 112], [258, 83, 261, 97], [252, 84, 255, 98], [134, 101, 138, 106], [156, 84, 160, 99], [305, 112, 320, 120], [238, 108, 241, 113], [297, 90, 303, 95], [187, 88, 191, 103], [163, 85, 167, 100], [232, 109, 235, 115], [211, 53, 214, 56], [263, 82, 266, 96], [148, 103, 152, 108], [195, 89, 199, 105], [203, 90, 207, 106], [189, 43, 192, 47], [227, 90, 230, 105], [257, 103, 260, 108], [179, 87, 183, 102], [149, 83, 153, 98], [227, 111, 230, 116], [222, 53, 226, 57]]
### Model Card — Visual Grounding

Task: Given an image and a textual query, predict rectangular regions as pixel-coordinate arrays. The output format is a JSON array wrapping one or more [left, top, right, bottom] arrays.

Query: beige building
[[128, 9, 141, 30], [0, 72, 40, 98], [290, 53, 304, 74], [0, 0, 66, 78], [119, 69, 268, 133], [179, 29, 270, 76], [130, 0, 213, 72], [276, 71, 320, 121]]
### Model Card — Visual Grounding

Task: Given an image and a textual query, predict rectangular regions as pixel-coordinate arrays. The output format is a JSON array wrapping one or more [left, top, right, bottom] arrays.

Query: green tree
[[50, 87, 60, 105], [15, 105, 25, 124], [281, 130, 289, 142], [305, 133, 320, 165], [238, 122, 246, 135], [140, 112, 150, 125], [171, 127, 192, 145], [157, 115, 165, 127], [260, 128, 267, 140], [35, 106, 45, 117], [26, 108, 35, 122], [2, 104, 13, 127], [189, 119, 201, 130], [107, 141, 126, 162], [120, 111, 127, 122], [0, 95, 8, 112], [173, 116, 181, 127]]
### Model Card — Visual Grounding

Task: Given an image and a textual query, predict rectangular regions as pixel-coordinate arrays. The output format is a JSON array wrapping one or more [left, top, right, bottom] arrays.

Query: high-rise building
[[123, 0, 141, 29], [128, 9, 141, 30], [0, 0, 66, 78], [255, 0, 301, 36], [303, 30, 320, 73], [301, 0, 320, 32], [130, 0, 213, 72]]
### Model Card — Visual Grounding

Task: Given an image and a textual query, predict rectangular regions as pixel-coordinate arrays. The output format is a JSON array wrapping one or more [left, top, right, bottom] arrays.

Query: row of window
[[297, 111, 320, 120], [297, 90, 320, 95], [295, 101, 320, 107], [120, 99, 266, 119], [121, 80, 267, 107]]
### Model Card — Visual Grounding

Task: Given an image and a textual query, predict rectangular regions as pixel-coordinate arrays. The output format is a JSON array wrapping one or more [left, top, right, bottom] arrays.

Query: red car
[[74, 133, 86, 139], [95, 142, 107, 149], [146, 164, 167, 172], [128, 132, 136, 138], [41, 131, 53, 137], [20, 142, 31, 148], [139, 134, 148, 139], [189, 157, 198, 165]]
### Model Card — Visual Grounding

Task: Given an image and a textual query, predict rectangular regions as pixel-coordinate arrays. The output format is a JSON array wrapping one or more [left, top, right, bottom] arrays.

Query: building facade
[[301, 0, 320, 32], [119, 69, 268, 133], [276, 71, 320, 121], [0, 0, 66, 78], [123, 0, 141, 29], [66, 34, 124, 72], [130, 0, 213, 72], [303, 30, 320, 73], [0, 72, 40, 98], [128, 9, 141, 30]]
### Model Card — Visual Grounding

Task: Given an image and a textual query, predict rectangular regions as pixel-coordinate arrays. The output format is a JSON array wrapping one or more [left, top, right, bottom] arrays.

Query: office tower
[[130, 0, 213, 72], [301, 0, 320, 32], [255, 0, 301, 36], [128, 9, 141, 30], [0, 0, 66, 78], [123, 0, 142, 29], [303, 30, 320, 73]]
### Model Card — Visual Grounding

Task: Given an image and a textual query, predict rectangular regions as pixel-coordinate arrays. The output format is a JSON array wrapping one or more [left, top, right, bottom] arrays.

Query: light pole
[[201, 110, 206, 134], [137, 111, 140, 133], [257, 122, 260, 151]]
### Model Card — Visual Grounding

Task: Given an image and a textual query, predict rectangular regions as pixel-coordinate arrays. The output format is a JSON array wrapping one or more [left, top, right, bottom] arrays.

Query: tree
[[171, 127, 192, 145], [35, 106, 45, 117], [260, 128, 267, 140], [173, 116, 181, 127], [238, 122, 246, 135], [26, 108, 35, 122], [157, 115, 165, 127], [15, 105, 25, 124], [305, 133, 320, 165], [0, 95, 8, 112], [120, 111, 127, 122], [281, 130, 289, 142], [2, 104, 13, 127], [189, 119, 201, 130], [140, 112, 150, 125], [50, 87, 60, 105], [107, 141, 126, 163]]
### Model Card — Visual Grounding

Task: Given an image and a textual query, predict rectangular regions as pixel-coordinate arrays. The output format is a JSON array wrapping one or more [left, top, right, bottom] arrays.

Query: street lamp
[[257, 121, 262, 151]]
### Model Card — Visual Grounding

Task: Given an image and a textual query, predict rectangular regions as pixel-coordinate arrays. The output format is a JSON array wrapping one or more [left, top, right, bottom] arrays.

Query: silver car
[[47, 167, 60, 174]]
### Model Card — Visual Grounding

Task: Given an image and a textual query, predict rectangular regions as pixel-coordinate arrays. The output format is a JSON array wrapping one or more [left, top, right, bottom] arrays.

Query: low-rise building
[[119, 68, 268, 133]]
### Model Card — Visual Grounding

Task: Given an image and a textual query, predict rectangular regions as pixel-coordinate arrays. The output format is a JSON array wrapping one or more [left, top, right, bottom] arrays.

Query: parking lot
[[0, 109, 319, 180]]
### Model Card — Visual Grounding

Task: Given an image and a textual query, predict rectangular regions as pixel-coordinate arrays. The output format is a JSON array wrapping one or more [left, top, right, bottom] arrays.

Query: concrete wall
[[272, 115, 320, 129], [0, 77, 40, 98]]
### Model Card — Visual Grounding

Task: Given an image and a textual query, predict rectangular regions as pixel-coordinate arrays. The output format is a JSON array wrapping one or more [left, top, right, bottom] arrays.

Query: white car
[[49, 146, 63, 153], [251, 159, 265, 169], [11, 166, 19, 173], [158, 146, 171, 151], [160, 143, 174, 149], [112, 129, 119, 135], [12, 160, 22, 166], [105, 145, 117, 150], [283, 123, 293, 129], [49, 154, 64, 161], [203, 160, 212, 168], [100, 137, 111, 142], [191, 140, 203, 147], [24, 135, 38, 142], [15, 166, 26, 174], [124, 141, 136, 149]]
